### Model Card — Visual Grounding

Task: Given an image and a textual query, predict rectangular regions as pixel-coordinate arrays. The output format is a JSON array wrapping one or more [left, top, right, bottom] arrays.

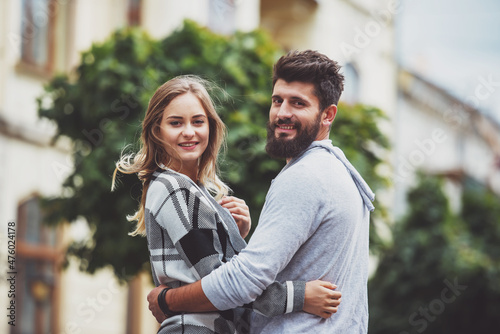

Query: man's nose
[[276, 102, 293, 119]]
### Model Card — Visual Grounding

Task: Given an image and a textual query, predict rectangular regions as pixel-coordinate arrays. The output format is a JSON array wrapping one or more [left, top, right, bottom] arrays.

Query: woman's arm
[[147, 177, 341, 321], [147, 279, 342, 323], [218, 196, 342, 318], [240, 280, 341, 318], [149, 174, 229, 281]]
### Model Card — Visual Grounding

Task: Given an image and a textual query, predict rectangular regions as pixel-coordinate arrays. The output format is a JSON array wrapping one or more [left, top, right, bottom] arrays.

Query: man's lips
[[277, 124, 295, 130], [275, 123, 297, 136]]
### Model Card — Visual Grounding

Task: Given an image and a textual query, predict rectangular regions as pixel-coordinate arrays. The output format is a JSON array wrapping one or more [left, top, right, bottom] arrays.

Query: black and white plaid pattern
[[145, 169, 304, 334]]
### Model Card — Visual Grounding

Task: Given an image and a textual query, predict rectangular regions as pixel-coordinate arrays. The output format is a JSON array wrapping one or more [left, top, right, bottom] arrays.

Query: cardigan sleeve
[[201, 162, 325, 311], [147, 172, 227, 281], [247, 281, 306, 316], [148, 172, 305, 316]]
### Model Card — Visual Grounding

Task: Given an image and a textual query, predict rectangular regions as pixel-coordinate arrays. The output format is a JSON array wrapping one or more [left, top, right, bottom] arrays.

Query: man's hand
[[147, 284, 169, 323], [303, 280, 342, 319], [147, 280, 216, 321], [219, 196, 251, 238]]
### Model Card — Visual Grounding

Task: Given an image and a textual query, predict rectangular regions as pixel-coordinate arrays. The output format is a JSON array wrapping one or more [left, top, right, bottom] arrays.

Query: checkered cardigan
[[145, 169, 305, 334]]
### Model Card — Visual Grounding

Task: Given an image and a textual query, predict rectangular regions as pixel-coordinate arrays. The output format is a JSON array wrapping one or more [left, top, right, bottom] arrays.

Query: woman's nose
[[182, 126, 195, 137]]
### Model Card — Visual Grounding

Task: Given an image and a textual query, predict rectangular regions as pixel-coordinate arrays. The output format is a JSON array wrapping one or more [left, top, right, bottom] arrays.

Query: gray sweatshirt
[[202, 140, 374, 333]]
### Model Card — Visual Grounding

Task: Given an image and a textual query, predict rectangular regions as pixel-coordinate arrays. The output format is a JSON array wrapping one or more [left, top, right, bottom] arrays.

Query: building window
[[19, 0, 57, 74], [342, 63, 360, 105], [12, 196, 61, 334], [208, 0, 236, 35], [260, 0, 318, 50], [127, 0, 142, 26]]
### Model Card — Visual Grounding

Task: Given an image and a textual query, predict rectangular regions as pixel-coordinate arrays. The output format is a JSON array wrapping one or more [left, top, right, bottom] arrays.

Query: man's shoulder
[[288, 147, 338, 174], [273, 157, 330, 195], [278, 147, 351, 191]]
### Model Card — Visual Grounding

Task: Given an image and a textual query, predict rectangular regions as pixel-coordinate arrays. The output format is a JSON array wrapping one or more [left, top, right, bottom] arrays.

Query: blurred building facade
[[260, 0, 500, 216], [0, 0, 499, 333], [0, 1, 260, 333], [394, 69, 500, 217]]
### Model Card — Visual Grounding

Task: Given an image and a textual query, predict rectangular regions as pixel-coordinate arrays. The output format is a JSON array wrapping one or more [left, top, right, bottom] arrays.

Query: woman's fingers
[[219, 196, 251, 238]]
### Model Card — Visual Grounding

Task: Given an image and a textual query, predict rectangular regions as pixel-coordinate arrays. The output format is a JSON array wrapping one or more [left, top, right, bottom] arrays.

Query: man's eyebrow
[[289, 96, 307, 101], [272, 94, 308, 100], [288, 96, 311, 105]]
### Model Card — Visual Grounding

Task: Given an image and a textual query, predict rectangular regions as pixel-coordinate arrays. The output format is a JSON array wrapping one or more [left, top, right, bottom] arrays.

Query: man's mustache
[[276, 118, 298, 126]]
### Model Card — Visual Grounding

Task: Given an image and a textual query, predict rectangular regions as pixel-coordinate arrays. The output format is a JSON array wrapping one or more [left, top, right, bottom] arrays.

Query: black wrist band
[[158, 287, 179, 317]]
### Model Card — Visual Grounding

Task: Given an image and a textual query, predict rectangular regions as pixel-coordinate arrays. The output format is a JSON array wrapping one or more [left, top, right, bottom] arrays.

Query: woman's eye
[[169, 121, 181, 126], [194, 119, 205, 125]]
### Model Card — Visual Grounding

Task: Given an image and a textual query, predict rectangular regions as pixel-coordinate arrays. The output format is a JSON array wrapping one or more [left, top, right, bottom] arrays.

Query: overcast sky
[[396, 0, 500, 123]]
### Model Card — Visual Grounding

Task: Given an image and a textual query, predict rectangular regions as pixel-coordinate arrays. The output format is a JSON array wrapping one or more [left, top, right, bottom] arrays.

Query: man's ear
[[322, 105, 337, 126]]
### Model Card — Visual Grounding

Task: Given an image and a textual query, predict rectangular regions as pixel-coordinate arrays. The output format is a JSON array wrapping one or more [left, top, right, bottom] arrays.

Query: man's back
[[250, 141, 370, 333], [202, 140, 372, 333]]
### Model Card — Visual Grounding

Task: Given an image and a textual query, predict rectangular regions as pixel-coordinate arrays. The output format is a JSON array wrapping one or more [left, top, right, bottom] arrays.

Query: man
[[147, 50, 375, 333]]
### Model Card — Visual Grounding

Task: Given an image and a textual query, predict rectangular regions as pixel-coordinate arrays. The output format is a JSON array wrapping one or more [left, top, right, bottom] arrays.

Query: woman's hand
[[303, 280, 341, 318], [219, 196, 251, 238]]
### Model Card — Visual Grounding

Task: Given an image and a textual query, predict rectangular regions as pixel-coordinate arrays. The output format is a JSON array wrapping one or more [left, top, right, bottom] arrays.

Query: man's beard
[[265, 115, 321, 159]]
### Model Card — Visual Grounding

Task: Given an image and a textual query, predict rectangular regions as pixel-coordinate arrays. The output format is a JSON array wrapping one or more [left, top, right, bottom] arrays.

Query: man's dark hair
[[272, 50, 345, 112]]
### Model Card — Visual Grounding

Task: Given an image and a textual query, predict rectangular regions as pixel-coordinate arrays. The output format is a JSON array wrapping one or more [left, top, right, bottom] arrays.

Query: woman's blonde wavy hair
[[112, 75, 229, 236]]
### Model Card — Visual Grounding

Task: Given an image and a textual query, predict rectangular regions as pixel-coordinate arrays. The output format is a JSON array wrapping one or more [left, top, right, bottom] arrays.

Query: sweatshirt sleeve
[[201, 165, 323, 310], [248, 281, 306, 316]]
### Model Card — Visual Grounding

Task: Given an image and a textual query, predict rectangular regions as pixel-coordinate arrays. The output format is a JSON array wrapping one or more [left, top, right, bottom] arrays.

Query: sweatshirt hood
[[309, 140, 376, 212]]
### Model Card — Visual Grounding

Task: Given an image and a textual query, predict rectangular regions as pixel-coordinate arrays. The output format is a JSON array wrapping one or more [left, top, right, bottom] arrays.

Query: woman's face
[[160, 92, 210, 172]]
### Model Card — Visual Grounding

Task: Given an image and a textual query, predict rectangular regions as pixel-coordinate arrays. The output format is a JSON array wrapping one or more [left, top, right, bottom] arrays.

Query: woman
[[113, 75, 339, 333]]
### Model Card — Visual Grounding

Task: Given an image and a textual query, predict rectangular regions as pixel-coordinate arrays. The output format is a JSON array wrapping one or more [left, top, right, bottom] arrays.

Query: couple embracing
[[113, 50, 374, 334]]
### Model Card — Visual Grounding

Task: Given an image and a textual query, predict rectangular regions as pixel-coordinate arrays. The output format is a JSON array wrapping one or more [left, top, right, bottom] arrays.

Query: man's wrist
[[156, 280, 215, 314], [158, 287, 180, 316]]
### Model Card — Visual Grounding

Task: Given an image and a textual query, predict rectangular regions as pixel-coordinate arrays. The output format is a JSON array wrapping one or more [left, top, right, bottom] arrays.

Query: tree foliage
[[368, 175, 500, 333], [38, 20, 390, 280]]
